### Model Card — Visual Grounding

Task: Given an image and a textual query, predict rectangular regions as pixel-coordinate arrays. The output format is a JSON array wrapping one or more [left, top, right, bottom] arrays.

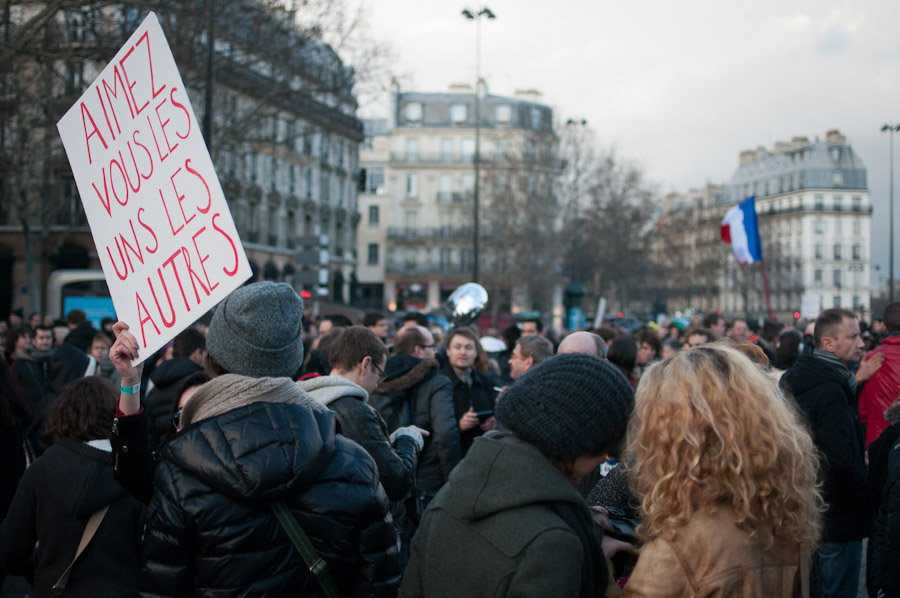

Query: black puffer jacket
[[371, 356, 462, 494], [300, 375, 420, 502], [140, 377, 401, 598], [780, 354, 871, 541], [144, 357, 201, 451]]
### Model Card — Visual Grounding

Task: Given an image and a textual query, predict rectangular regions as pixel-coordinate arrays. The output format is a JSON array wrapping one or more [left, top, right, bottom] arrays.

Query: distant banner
[[57, 12, 251, 364]]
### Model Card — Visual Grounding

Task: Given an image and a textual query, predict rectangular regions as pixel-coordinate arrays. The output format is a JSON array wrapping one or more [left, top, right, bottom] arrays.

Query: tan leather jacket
[[623, 509, 809, 597]]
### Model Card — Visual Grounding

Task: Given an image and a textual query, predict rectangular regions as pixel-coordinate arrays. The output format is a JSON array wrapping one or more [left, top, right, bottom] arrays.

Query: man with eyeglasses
[[299, 326, 426, 504], [369, 325, 462, 552]]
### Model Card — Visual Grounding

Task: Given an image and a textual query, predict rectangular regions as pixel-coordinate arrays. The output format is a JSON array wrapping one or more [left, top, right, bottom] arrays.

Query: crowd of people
[[0, 287, 899, 597]]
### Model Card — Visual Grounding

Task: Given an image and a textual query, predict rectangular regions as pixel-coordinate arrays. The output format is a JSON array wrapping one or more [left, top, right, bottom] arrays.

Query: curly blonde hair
[[627, 342, 823, 551]]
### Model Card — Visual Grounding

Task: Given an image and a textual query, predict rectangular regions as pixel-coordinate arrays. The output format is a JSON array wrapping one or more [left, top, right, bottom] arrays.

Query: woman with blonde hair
[[623, 343, 822, 597]]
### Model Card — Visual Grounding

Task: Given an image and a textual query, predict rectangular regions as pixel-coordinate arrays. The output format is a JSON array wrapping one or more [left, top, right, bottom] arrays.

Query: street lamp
[[882, 123, 900, 303], [462, 7, 495, 284]]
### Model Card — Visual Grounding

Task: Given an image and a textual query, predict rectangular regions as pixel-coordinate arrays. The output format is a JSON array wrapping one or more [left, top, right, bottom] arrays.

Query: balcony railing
[[385, 260, 471, 275], [387, 226, 473, 241], [436, 191, 473, 204]]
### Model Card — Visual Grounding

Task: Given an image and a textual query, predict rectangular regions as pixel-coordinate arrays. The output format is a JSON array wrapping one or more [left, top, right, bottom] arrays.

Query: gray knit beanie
[[207, 282, 304, 378], [496, 353, 634, 460]]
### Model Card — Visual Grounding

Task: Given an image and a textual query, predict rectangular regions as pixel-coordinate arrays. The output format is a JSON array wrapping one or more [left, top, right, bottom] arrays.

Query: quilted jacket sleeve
[[139, 459, 194, 598]]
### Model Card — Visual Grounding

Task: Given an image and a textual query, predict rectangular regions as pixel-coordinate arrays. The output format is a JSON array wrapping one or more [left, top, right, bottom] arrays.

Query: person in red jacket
[[858, 303, 899, 446]]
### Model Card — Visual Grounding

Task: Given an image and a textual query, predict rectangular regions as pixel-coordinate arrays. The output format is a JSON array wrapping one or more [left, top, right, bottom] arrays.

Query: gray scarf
[[813, 349, 857, 394], [181, 373, 327, 427]]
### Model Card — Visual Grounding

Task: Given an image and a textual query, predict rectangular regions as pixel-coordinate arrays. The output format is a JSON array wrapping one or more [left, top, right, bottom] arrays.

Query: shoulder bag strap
[[50, 504, 111, 598], [271, 501, 341, 598]]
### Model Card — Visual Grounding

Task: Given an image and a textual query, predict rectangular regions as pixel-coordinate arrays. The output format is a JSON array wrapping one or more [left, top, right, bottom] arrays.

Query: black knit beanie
[[496, 353, 634, 460]]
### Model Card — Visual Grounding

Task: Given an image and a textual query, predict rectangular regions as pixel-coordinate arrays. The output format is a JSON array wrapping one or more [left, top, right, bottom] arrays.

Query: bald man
[[558, 331, 606, 358]]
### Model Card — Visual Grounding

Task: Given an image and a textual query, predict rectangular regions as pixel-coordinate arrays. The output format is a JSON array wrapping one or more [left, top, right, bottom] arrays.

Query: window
[[833, 244, 842, 260], [833, 196, 842, 211], [461, 139, 475, 162], [814, 218, 824, 234], [406, 174, 418, 197], [853, 296, 861, 309], [814, 269, 823, 284], [833, 171, 844, 187], [852, 196, 862, 211], [368, 205, 379, 225], [405, 211, 417, 229], [835, 218, 842, 235], [364, 168, 384, 194], [451, 103, 467, 125], [440, 248, 451, 270], [405, 138, 419, 162], [496, 139, 508, 160], [815, 194, 824, 210], [440, 138, 453, 161], [438, 174, 453, 203], [530, 107, 541, 129], [833, 269, 842, 287], [852, 244, 861, 260], [853, 218, 862, 235], [814, 244, 823, 259], [367, 243, 379, 265], [833, 295, 842, 308], [495, 104, 512, 125], [405, 102, 422, 123]]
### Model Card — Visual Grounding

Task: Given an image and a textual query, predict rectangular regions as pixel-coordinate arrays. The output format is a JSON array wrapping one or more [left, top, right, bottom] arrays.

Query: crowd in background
[[0, 292, 899, 597]]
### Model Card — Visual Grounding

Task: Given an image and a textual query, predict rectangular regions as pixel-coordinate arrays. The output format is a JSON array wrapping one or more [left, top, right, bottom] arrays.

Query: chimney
[[826, 129, 846, 144]]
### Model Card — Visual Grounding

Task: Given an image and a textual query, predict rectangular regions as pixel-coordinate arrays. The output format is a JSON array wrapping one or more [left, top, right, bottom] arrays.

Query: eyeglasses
[[417, 343, 435, 350], [172, 411, 182, 430], [372, 361, 386, 382]]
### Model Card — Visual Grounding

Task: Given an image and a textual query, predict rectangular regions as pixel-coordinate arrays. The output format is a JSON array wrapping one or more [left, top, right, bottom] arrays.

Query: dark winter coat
[[372, 356, 462, 494], [28, 344, 91, 457], [868, 423, 900, 596], [867, 402, 900, 597], [144, 356, 202, 451], [400, 433, 607, 598], [0, 439, 144, 598], [300, 375, 420, 502], [780, 354, 872, 541], [441, 364, 497, 456], [140, 376, 401, 598]]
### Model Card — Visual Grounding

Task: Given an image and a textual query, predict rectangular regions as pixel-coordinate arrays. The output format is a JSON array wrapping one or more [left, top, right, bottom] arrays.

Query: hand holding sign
[[57, 13, 251, 364]]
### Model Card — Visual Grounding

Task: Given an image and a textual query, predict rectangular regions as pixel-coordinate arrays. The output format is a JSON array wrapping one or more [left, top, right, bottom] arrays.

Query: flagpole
[[759, 260, 773, 320]]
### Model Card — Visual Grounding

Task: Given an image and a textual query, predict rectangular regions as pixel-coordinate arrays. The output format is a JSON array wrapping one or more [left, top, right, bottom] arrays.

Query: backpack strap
[[271, 501, 340, 598]]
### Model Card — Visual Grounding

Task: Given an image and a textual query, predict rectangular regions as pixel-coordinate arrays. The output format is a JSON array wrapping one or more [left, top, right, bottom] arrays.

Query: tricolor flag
[[720, 196, 763, 264]]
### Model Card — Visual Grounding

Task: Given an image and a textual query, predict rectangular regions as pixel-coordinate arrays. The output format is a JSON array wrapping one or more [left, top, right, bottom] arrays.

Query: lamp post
[[462, 7, 495, 284], [883, 123, 900, 303]]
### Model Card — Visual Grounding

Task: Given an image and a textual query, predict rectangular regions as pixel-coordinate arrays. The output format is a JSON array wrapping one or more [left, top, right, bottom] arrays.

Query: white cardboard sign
[[57, 12, 251, 363]]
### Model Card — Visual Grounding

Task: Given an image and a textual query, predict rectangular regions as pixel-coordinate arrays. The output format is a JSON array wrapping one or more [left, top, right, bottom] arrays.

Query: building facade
[[356, 87, 562, 317], [654, 129, 872, 321], [0, 2, 362, 318]]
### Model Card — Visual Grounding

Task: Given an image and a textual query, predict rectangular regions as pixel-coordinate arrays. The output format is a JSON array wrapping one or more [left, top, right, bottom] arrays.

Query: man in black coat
[[299, 326, 424, 503], [440, 327, 497, 457], [370, 325, 462, 507], [780, 308, 882, 598]]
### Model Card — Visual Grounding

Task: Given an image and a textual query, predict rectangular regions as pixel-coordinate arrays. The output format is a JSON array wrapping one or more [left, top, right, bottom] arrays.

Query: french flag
[[720, 196, 763, 264]]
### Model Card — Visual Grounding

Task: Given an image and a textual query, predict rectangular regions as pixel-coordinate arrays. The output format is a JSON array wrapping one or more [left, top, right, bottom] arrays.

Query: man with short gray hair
[[508, 335, 554, 380]]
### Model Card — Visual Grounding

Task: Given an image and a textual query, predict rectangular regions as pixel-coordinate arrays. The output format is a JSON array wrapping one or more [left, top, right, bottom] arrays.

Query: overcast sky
[[362, 0, 900, 289]]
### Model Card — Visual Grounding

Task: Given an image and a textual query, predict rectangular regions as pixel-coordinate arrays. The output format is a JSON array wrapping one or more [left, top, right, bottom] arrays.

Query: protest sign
[[57, 12, 251, 364]]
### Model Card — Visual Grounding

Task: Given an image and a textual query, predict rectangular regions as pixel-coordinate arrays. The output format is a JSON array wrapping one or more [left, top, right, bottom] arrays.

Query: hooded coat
[[144, 356, 202, 451], [780, 354, 871, 541], [371, 356, 461, 495], [400, 433, 607, 598], [0, 439, 145, 598], [140, 374, 401, 598], [299, 375, 420, 502]]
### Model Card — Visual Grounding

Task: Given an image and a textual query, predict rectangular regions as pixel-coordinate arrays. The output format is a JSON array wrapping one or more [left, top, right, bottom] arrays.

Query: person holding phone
[[441, 327, 498, 456]]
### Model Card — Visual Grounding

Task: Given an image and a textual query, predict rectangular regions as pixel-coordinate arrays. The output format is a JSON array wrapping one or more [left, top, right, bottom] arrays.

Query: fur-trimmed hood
[[374, 356, 440, 394], [885, 399, 900, 426]]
